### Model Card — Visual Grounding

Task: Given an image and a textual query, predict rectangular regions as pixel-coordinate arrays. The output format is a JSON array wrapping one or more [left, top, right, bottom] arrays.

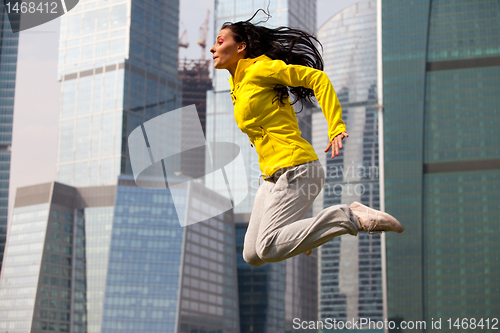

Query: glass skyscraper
[[382, 0, 500, 330], [207, 1, 319, 332], [56, 0, 181, 186], [0, 178, 239, 333], [235, 220, 285, 333], [0, 1, 19, 273], [315, 0, 383, 324], [0, 0, 241, 332], [178, 59, 212, 179]]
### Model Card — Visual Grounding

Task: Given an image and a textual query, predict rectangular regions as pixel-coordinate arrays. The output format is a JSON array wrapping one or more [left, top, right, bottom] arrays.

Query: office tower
[[178, 59, 211, 134], [56, 0, 181, 187], [0, 1, 241, 333], [178, 59, 212, 179], [235, 219, 285, 333], [382, 0, 500, 329], [314, 0, 382, 323], [235, 216, 318, 333], [0, 2, 19, 272], [0, 178, 239, 333], [207, 1, 318, 332]]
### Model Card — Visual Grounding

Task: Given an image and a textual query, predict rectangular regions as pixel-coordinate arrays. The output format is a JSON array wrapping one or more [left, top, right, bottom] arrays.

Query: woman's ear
[[238, 42, 247, 53]]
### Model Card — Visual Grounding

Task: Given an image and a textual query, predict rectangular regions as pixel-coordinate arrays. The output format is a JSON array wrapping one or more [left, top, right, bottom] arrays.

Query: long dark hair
[[221, 9, 324, 108]]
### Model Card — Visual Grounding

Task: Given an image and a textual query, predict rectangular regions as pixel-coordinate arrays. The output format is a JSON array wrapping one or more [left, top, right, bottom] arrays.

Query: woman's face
[[209, 28, 244, 72]]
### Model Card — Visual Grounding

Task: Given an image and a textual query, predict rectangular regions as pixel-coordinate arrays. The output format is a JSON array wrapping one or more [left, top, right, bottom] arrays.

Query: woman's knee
[[242, 246, 267, 267], [255, 247, 282, 263], [254, 235, 280, 263]]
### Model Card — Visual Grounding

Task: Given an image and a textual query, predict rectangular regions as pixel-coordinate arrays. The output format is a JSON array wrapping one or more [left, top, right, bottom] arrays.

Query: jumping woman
[[209, 13, 404, 267]]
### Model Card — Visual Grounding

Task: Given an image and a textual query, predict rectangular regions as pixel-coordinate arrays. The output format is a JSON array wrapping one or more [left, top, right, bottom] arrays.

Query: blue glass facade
[[101, 184, 182, 333], [56, 0, 182, 187], [0, 1, 19, 273], [235, 223, 285, 333], [0, 203, 50, 332], [315, 0, 383, 323], [0, 177, 240, 333], [383, 0, 500, 330], [72, 209, 87, 333], [235, 219, 317, 333], [52, 1, 186, 331], [1, 1, 243, 332], [33, 204, 75, 333], [84, 206, 114, 333], [178, 187, 239, 333]]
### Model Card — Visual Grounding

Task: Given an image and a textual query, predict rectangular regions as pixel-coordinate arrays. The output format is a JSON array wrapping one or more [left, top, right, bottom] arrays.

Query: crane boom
[[179, 29, 189, 49], [196, 9, 210, 59]]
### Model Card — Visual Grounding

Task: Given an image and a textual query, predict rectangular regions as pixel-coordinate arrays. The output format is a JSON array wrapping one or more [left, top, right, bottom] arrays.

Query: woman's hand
[[324, 132, 349, 159]]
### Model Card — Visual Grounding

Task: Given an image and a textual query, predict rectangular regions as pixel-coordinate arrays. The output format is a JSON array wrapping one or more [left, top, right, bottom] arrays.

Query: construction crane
[[178, 25, 189, 60], [196, 9, 210, 60], [179, 29, 189, 49]]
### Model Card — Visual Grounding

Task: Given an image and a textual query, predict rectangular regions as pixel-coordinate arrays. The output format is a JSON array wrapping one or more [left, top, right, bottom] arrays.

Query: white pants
[[243, 159, 361, 267]]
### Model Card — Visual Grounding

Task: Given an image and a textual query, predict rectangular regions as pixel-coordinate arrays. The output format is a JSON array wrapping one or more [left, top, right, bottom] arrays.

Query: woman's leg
[[243, 159, 404, 266], [242, 178, 274, 267], [254, 160, 362, 263]]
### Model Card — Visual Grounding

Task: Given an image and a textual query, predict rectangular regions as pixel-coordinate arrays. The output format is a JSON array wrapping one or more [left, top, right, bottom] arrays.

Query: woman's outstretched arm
[[259, 59, 348, 158]]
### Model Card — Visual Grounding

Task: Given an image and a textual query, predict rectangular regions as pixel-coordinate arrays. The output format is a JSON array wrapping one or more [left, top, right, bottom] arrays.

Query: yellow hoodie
[[229, 54, 346, 177]]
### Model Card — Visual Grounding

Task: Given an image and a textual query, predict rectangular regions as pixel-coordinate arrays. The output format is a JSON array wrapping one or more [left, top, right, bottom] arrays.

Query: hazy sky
[[9, 0, 360, 216]]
